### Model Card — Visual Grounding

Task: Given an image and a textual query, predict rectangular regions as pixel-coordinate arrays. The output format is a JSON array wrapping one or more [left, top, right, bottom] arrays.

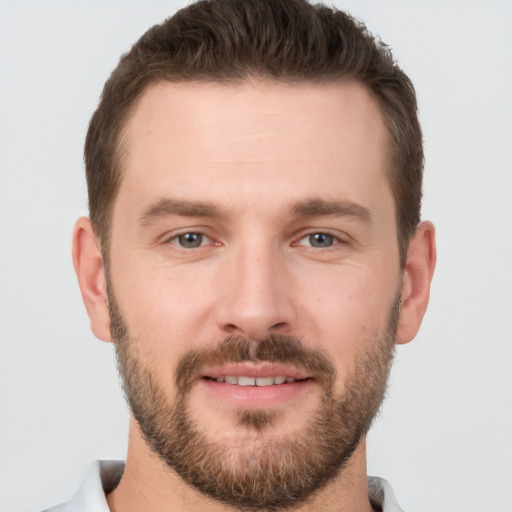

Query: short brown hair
[[85, 0, 423, 265]]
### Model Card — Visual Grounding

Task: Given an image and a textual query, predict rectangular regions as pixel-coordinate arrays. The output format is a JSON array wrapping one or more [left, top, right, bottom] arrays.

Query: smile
[[206, 375, 307, 386], [197, 366, 316, 408]]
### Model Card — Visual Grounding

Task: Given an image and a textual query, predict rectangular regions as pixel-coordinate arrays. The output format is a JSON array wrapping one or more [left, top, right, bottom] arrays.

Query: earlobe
[[396, 221, 436, 345], [72, 217, 112, 342]]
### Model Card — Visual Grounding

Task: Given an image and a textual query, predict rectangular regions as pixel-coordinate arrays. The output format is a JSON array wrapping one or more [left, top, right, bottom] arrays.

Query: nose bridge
[[215, 235, 295, 339]]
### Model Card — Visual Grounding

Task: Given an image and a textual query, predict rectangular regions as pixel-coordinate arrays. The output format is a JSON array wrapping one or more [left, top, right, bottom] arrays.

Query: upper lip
[[198, 363, 311, 380]]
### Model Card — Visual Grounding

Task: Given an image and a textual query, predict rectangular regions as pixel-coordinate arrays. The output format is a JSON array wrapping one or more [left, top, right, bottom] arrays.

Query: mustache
[[174, 334, 337, 395]]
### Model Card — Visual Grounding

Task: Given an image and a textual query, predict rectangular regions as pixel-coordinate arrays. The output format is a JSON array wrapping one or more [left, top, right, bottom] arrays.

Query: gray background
[[1, 1, 511, 511]]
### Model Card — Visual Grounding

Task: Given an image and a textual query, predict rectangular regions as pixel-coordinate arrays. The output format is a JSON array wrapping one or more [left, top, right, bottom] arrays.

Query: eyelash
[[166, 232, 216, 249], [293, 231, 347, 249], [165, 230, 347, 250]]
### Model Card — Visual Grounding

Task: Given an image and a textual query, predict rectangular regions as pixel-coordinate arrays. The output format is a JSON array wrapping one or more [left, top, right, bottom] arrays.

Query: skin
[[73, 79, 436, 511]]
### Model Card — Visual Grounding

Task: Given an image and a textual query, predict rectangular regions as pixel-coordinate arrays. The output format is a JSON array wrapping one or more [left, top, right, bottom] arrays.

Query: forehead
[[122, 79, 388, 157], [117, 79, 392, 218]]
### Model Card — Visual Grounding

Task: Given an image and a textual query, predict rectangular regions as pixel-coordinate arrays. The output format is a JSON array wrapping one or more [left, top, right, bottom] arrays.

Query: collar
[[44, 461, 405, 512]]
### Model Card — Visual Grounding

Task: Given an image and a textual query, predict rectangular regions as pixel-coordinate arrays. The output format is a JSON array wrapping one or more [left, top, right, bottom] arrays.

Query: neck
[[107, 419, 375, 512]]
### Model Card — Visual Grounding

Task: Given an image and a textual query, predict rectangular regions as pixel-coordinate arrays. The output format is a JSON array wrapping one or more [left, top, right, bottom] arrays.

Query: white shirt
[[43, 460, 405, 512]]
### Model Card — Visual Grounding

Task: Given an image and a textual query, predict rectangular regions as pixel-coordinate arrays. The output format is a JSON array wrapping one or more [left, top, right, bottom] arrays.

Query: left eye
[[299, 233, 337, 248], [172, 232, 209, 249]]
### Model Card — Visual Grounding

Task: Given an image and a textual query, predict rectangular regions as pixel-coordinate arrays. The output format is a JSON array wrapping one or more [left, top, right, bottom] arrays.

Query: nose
[[214, 242, 297, 341]]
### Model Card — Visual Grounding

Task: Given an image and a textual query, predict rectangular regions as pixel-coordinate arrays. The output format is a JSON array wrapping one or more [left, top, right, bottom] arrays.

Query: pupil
[[179, 233, 202, 248], [310, 233, 333, 248]]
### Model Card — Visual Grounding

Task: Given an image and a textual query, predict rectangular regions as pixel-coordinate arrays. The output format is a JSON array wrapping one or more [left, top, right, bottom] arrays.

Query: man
[[46, 0, 435, 510]]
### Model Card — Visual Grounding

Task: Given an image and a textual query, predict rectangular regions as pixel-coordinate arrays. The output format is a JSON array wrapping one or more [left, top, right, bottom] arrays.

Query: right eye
[[300, 232, 337, 248], [169, 232, 210, 249]]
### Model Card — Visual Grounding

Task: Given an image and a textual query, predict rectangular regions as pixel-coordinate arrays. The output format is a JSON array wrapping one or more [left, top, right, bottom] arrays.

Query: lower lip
[[198, 378, 316, 409]]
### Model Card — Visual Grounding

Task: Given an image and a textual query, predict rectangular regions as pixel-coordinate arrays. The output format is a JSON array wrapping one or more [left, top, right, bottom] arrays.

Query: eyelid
[[162, 229, 218, 248], [292, 229, 350, 247], [158, 227, 350, 249]]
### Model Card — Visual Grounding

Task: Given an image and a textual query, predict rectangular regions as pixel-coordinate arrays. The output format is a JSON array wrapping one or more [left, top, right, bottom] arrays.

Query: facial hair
[[109, 290, 399, 511]]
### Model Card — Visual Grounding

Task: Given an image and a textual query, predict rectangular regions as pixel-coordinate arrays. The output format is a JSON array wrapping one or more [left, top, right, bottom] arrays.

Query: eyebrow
[[139, 198, 224, 224], [290, 199, 371, 222], [139, 197, 371, 225]]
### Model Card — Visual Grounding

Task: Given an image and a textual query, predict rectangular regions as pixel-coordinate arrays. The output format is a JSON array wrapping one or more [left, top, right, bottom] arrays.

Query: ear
[[396, 221, 436, 345], [72, 217, 112, 342]]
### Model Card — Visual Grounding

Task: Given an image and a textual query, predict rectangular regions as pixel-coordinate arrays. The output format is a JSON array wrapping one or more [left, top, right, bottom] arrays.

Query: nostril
[[225, 323, 241, 333]]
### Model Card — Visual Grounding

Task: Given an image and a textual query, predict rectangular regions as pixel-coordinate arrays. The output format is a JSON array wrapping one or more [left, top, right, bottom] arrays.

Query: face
[[108, 79, 403, 508]]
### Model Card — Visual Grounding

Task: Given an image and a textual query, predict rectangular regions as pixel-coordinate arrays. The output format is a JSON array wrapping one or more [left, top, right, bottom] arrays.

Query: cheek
[[110, 254, 221, 354], [296, 264, 398, 378]]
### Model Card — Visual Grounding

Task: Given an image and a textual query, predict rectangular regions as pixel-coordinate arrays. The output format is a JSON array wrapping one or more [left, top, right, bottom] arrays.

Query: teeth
[[238, 376, 256, 386], [256, 377, 275, 387], [215, 375, 298, 386]]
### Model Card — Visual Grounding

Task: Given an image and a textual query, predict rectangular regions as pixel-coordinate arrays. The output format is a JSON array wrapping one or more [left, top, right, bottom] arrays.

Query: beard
[[109, 289, 399, 511]]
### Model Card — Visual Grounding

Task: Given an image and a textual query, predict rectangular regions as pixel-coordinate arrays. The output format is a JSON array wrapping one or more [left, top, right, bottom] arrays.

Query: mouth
[[204, 375, 309, 386], [196, 364, 315, 408], [199, 363, 312, 384]]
